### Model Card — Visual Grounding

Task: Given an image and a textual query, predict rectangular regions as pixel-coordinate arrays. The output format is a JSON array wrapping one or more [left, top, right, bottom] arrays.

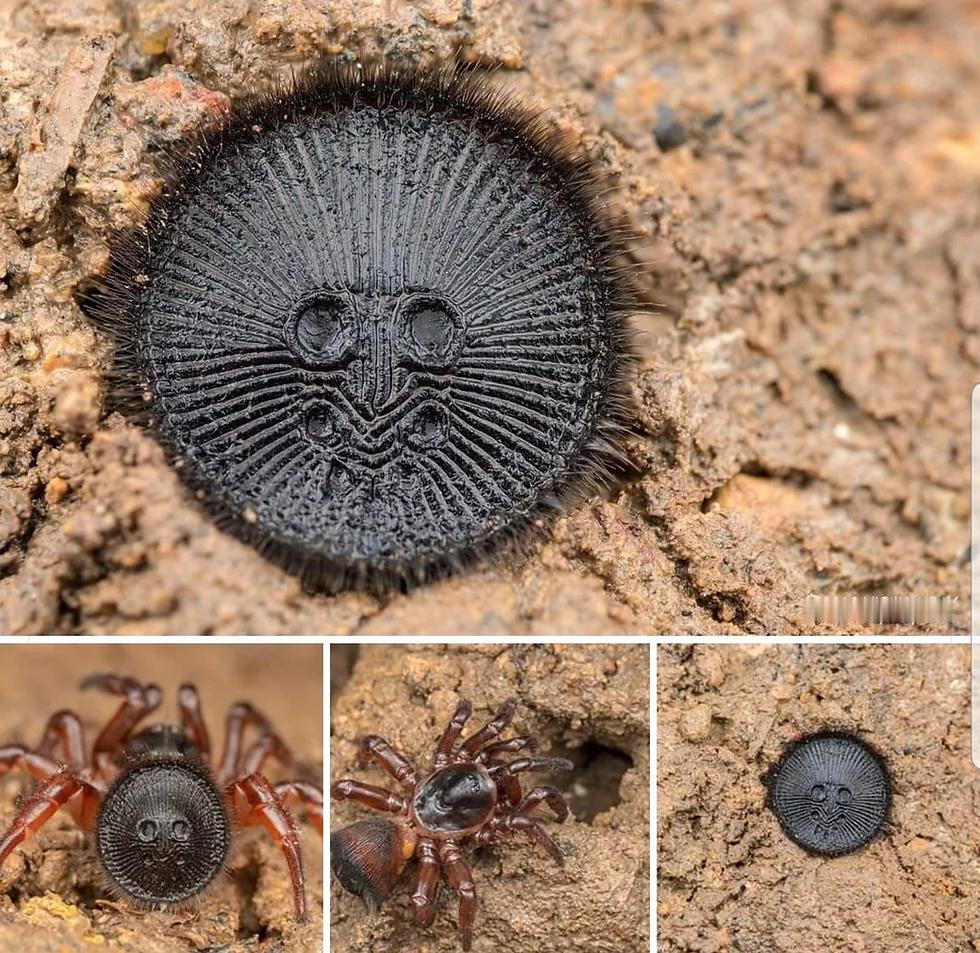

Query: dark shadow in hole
[[545, 738, 633, 823]]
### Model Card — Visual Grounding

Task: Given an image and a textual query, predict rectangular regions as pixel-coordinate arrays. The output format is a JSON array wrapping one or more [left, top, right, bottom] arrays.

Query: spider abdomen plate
[[97, 67, 630, 587], [768, 733, 890, 857]]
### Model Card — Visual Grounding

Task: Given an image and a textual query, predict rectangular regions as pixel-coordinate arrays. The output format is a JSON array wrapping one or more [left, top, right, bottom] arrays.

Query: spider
[[0, 673, 323, 920], [330, 696, 573, 950]]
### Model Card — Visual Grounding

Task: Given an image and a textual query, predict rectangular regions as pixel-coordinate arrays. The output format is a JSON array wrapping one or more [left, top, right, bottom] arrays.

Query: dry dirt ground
[[0, 643, 323, 953], [0, 0, 977, 634], [657, 643, 980, 952], [330, 643, 649, 952]]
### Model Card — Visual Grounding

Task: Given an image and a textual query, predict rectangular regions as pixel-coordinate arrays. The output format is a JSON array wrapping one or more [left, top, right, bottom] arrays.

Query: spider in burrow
[[0, 673, 323, 920], [331, 696, 573, 950]]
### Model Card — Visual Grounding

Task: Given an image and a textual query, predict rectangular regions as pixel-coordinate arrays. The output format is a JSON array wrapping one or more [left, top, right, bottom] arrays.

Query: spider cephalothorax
[[0, 674, 323, 919], [330, 697, 573, 949]]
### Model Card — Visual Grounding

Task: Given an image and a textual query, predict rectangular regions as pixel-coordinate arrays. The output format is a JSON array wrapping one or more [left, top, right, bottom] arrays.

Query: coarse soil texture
[[330, 642, 649, 952], [657, 643, 980, 952], [0, 643, 323, 953], [1, 0, 977, 634]]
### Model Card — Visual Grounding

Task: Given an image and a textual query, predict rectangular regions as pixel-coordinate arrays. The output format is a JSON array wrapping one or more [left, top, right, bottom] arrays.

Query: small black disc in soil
[[768, 732, 890, 857], [93, 65, 632, 588]]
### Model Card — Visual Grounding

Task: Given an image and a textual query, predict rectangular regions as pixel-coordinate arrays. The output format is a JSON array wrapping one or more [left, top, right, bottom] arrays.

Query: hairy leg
[[80, 673, 161, 774], [0, 770, 102, 869], [229, 773, 308, 921], [215, 701, 278, 785], [34, 711, 86, 772], [275, 780, 323, 835], [488, 757, 573, 782], [432, 698, 472, 769], [514, 785, 570, 822], [495, 813, 565, 865]]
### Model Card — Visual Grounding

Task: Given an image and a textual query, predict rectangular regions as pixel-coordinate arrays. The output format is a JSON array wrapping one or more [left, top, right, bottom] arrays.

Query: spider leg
[[496, 814, 565, 865], [34, 711, 86, 772], [432, 698, 472, 769], [275, 780, 323, 835], [485, 762, 523, 807], [330, 779, 406, 814], [177, 683, 211, 765], [0, 769, 102, 869], [215, 701, 278, 785], [457, 697, 517, 759], [357, 736, 417, 790], [411, 836, 440, 927], [80, 673, 162, 775], [0, 746, 61, 782], [474, 735, 537, 763], [488, 757, 573, 781], [513, 785, 570, 822], [438, 839, 478, 951], [242, 729, 300, 778], [228, 772, 308, 921]]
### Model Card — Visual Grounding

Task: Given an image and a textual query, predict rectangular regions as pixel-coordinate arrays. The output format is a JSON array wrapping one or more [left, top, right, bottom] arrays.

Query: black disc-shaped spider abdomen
[[331, 697, 574, 950], [86, 62, 637, 592], [97, 758, 231, 906], [767, 731, 891, 857]]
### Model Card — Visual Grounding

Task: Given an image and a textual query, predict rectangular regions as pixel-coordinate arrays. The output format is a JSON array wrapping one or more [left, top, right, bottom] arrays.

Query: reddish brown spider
[[0, 674, 323, 919], [330, 697, 572, 950]]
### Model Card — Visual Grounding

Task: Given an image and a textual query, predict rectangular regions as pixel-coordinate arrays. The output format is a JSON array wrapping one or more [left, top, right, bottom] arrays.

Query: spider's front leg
[[276, 780, 324, 835], [0, 768, 102, 869], [432, 698, 472, 769], [34, 710, 86, 772], [357, 735, 417, 791], [215, 701, 283, 785], [80, 673, 162, 776], [177, 682, 211, 763], [457, 697, 517, 760], [228, 772, 309, 921]]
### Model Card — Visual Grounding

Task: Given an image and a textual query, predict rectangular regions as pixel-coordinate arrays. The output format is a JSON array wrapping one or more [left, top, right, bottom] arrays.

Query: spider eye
[[171, 818, 191, 842], [810, 784, 827, 802], [136, 819, 159, 842]]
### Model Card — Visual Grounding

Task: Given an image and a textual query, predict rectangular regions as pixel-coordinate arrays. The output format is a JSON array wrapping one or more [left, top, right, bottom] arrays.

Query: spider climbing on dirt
[[0, 674, 323, 919], [331, 696, 573, 950]]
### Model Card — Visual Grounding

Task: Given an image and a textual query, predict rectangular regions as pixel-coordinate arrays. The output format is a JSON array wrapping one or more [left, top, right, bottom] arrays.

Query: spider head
[[330, 818, 417, 911], [96, 758, 230, 907]]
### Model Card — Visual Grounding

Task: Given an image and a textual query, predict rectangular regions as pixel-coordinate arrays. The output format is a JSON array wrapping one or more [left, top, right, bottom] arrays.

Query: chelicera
[[0, 674, 323, 918], [331, 697, 573, 949]]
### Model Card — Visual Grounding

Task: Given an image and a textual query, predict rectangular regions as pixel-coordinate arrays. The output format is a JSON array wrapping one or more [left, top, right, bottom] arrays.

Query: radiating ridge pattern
[[133, 80, 623, 579], [769, 733, 889, 856], [97, 761, 230, 905]]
